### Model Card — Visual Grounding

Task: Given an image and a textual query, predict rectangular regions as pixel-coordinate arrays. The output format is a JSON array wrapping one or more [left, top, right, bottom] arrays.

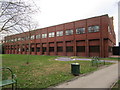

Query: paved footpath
[[54, 62, 119, 88]]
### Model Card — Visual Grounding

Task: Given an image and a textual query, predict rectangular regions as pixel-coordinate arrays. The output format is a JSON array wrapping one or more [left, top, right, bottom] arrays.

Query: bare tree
[[0, 0, 38, 34], [0, 0, 39, 64]]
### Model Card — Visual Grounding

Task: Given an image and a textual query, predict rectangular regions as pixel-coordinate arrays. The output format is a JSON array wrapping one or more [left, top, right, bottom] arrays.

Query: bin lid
[[71, 63, 79, 65]]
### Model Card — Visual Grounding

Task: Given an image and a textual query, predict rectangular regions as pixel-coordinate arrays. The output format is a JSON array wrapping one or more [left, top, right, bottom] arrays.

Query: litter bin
[[71, 63, 80, 76]]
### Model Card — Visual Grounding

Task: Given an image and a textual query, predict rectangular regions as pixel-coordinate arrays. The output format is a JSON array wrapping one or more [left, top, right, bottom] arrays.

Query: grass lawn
[[1, 54, 112, 88]]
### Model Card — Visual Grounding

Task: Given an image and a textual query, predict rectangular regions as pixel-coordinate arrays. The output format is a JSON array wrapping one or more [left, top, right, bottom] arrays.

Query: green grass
[[112, 80, 120, 90], [1, 54, 112, 88]]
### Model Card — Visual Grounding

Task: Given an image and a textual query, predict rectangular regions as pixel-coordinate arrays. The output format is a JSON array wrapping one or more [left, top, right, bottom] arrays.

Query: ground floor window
[[49, 47, 54, 52], [22, 48, 25, 52], [36, 47, 40, 52], [31, 48, 34, 52], [66, 46, 73, 52], [26, 48, 29, 52], [42, 47, 46, 52], [89, 46, 100, 52], [57, 47, 63, 52], [109, 46, 112, 52], [77, 46, 85, 52]]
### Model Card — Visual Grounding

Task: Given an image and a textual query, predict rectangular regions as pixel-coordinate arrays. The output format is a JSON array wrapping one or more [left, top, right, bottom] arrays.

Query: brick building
[[3, 14, 116, 57]]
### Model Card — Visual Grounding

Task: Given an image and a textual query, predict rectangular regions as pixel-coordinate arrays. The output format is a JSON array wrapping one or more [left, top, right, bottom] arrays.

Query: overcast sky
[[30, 0, 119, 45], [1, 0, 119, 45]]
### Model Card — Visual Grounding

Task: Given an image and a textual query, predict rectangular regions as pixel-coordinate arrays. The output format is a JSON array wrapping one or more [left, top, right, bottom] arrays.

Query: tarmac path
[[54, 62, 119, 88]]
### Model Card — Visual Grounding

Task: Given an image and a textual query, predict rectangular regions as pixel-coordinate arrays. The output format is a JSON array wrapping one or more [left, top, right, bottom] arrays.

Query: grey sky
[[0, 0, 119, 45]]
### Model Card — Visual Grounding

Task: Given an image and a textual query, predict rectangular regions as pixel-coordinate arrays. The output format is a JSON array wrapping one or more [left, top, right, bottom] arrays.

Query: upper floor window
[[65, 29, 73, 35], [18, 38, 21, 41], [14, 38, 17, 42], [76, 28, 85, 34], [31, 35, 35, 40], [56, 31, 63, 36], [42, 34, 47, 38], [26, 36, 30, 40], [88, 25, 100, 33], [21, 37, 25, 41], [11, 39, 14, 42], [49, 32, 55, 37], [36, 34, 40, 39], [108, 26, 111, 34]]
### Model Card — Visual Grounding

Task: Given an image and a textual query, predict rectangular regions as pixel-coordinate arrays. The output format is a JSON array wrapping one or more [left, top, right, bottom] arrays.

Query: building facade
[[3, 14, 116, 57]]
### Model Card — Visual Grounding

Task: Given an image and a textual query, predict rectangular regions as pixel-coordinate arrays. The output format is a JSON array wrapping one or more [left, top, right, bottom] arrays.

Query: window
[[22, 48, 25, 52], [26, 48, 29, 52], [31, 48, 34, 52], [21, 37, 25, 41], [77, 46, 85, 52], [49, 32, 55, 37], [89, 46, 100, 52], [57, 47, 63, 52], [18, 48, 21, 52], [66, 46, 73, 52], [36, 47, 40, 52], [26, 36, 30, 40], [31, 35, 35, 40], [49, 47, 54, 52], [14, 38, 17, 42], [36, 34, 40, 39], [88, 25, 100, 33], [56, 31, 63, 36], [109, 46, 112, 52], [42, 34, 47, 38], [18, 38, 21, 41], [65, 29, 73, 35], [108, 26, 111, 34], [11, 39, 14, 42], [76, 28, 85, 34]]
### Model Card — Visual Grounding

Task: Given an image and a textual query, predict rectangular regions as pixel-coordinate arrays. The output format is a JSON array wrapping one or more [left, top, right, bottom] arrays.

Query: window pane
[[89, 46, 100, 52], [31, 35, 35, 40], [77, 46, 85, 52], [36, 47, 40, 52], [57, 31, 63, 36], [36, 34, 40, 39], [66, 46, 73, 52], [49, 47, 54, 52], [49, 32, 55, 37], [57, 47, 63, 52], [76, 28, 85, 34], [42, 34, 47, 38], [66, 30, 73, 35], [88, 26, 100, 33]]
